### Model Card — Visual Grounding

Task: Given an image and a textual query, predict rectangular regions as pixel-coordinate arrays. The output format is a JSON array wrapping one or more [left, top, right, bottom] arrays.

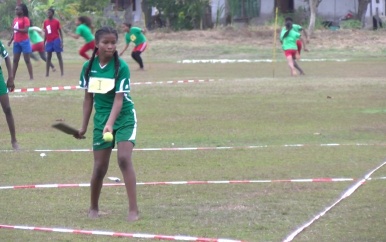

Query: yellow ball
[[103, 132, 114, 142]]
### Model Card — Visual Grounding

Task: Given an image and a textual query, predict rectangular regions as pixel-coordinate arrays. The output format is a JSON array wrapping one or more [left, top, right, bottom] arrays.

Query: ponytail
[[283, 21, 293, 39], [85, 47, 99, 86], [113, 51, 120, 80]]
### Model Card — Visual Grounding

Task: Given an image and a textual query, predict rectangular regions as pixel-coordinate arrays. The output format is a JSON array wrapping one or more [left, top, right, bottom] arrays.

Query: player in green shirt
[[28, 22, 55, 71], [283, 17, 309, 75], [69, 16, 95, 60], [74, 26, 139, 222], [0, 40, 18, 150], [119, 23, 147, 70], [280, 20, 302, 76]]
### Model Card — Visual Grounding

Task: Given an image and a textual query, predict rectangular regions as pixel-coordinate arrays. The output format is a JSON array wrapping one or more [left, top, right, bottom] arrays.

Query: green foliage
[[147, 0, 210, 30], [340, 19, 362, 29], [0, 0, 113, 33], [0, 0, 17, 32], [227, 0, 260, 22]]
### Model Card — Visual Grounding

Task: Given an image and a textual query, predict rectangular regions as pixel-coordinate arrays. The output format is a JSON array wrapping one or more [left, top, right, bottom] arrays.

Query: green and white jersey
[[0, 40, 9, 67], [292, 24, 303, 33], [76, 24, 94, 43], [28, 27, 44, 44], [125, 27, 146, 46], [79, 56, 134, 114], [280, 28, 300, 50]]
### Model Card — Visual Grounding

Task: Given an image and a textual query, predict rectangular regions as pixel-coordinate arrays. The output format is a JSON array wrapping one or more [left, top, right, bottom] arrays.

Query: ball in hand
[[103, 132, 114, 142]]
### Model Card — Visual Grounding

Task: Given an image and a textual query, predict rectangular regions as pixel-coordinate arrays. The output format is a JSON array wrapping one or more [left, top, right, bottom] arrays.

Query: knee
[[24, 57, 32, 64], [3, 106, 12, 116], [117, 156, 132, 170], [93, 165, 108, 180], [131, 52, 136, 59]]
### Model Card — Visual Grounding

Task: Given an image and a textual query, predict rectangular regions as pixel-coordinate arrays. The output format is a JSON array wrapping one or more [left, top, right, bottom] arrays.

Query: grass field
[[1, 28, 386, 242]]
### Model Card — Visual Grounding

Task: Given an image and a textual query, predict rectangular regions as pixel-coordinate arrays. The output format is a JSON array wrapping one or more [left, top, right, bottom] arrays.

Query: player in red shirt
[[7, 3, 33, 80], [43, 7, 64, 77]]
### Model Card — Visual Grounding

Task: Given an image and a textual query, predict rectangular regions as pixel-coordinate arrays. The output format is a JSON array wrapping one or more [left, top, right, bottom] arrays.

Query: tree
[[306, 0, 323, 36], [357, 0, 370, 28], [123, 0, 133, 24], [147, 0, 210, 30]]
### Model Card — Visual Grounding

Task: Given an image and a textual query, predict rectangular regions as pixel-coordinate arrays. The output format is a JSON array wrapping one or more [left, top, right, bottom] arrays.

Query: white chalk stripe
[[283, 160, 386, 242]]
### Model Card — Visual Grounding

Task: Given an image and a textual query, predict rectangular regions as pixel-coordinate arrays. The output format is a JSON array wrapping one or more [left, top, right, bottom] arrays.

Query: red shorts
[[133, 42, 147, 52], [296, 40, 302, 53], [284, 49, 297, 58], [32, 42, 44, 52]]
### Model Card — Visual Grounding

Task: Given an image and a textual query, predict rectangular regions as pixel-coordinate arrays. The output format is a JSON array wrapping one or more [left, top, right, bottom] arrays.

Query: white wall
[[366, 0, 386, 16], [133, 0, 142, 22], [295, 0, 357, 21], [211, 0, 226, 21], [260, 0, 274, 17]]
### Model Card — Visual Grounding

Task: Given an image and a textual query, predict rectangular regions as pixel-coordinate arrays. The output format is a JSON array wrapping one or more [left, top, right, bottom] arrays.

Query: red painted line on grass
[[0, 224, 244, 242], [12, 80, 216, 93]]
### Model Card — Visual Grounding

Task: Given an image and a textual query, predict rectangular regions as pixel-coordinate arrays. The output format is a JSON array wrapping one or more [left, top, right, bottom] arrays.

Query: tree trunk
[[141, 0, 152, 29], [124, 1, 133, 23], [307, 0, 319, 36], [225, 0, 232, 25], [357, 0, 371, 28]]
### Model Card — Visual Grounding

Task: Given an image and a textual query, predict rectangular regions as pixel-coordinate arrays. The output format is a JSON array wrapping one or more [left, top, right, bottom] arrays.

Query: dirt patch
[[148, 27, 386, 51]]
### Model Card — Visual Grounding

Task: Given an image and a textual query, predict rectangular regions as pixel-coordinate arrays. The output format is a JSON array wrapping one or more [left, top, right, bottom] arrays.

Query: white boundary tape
[[12, 79, 216, 93], [1, 177, 386, 191], [178, 59, 349, 64], [0, 224, 244, 241], [283, 160, 386, 242], [18, 142, 386, 153]]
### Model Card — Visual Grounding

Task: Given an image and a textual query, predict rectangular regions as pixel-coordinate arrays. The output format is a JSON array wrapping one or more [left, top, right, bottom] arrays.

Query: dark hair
[[283, 20, 293, 39], [48, 7, 55, 15], [78, 16, 94, 33], [19, 3, 29, 18], [123, 22, 132, 28], [285, 17, 293, 23], [85, 26, 120, 85]]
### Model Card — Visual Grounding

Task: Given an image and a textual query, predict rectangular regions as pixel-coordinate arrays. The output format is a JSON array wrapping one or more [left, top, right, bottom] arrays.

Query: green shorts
[[0, 70, 7, 96], [93, 108, 137, 150]]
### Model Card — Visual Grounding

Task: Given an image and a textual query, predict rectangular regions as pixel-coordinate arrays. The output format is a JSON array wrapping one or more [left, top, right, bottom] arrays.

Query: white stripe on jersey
[[129, 109, 137, 141]]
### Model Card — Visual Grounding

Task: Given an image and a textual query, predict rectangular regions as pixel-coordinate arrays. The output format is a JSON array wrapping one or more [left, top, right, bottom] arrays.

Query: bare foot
[[52, 67, 56, 72], [127, 211, 139, 222], [12, 141, 19, 150], [88, 209, 99, 219]]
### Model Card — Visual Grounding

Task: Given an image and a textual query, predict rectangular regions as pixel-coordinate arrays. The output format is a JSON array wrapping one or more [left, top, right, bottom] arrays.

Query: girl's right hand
[[74, 128, 86, 139]]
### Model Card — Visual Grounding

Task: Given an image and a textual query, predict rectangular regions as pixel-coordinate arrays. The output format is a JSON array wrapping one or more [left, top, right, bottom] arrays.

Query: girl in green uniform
[[0, 40, 18, 150], [28, 21, 55, 71], [280, 20, 302, 76], [119, 23, 147, 70], [69, 16, 95, 60], [74, 26, 139, 221]]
